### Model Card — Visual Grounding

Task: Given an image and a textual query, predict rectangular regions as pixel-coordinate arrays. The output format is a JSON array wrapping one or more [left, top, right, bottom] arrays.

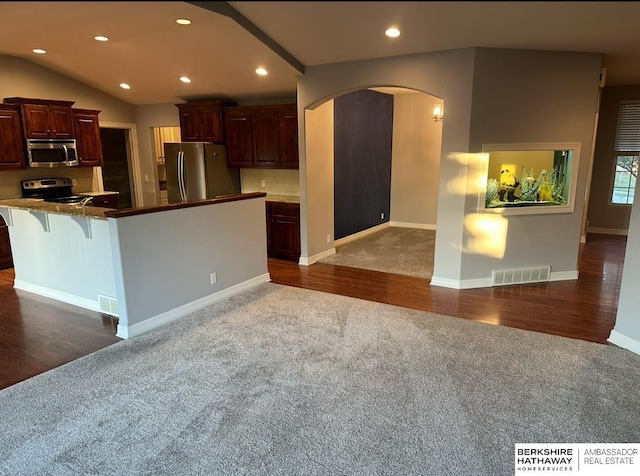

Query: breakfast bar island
[[0, 192, 269, 339]]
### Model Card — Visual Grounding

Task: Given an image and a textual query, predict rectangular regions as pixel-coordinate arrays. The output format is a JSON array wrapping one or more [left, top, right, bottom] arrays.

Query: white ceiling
[[1, 1, 639, 106]]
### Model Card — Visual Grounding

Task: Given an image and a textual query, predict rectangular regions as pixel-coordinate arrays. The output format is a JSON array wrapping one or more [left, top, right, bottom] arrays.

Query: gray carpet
[[319, 227, 435, 279], [1, 283, 639, 476]]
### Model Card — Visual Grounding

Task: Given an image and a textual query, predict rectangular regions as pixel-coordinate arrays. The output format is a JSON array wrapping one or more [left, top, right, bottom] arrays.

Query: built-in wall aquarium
[[480, 142, 581, 215]]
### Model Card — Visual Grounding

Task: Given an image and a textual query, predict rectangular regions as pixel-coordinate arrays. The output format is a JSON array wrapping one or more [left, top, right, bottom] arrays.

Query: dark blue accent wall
[[334, 90, 393, 240]]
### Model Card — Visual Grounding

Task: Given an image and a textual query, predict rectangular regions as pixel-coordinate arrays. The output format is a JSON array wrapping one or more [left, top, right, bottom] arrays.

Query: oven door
[[26, 139, 78, 167]]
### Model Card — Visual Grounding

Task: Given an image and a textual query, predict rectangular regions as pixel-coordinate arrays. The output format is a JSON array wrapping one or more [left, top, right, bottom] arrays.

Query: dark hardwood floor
[[0, 233, 626, 390]]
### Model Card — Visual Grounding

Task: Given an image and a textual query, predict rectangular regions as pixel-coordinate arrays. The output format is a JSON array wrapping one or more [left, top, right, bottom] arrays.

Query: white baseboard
[[430, 269, 578, 290], [116, 273, 270, 339], [13, 279, 100, 312], [334, 222, 390, 247], [586, 227, 628, 236], [549, 270, 579, 281], [299, 247, 336, 266], [608, 330, 640, 356], [389, 221, 436, 230], [429, 276, 492, 289]]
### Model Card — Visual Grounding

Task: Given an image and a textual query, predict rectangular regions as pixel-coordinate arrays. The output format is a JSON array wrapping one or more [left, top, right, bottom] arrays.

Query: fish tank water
[[480, 143, 580, 215]]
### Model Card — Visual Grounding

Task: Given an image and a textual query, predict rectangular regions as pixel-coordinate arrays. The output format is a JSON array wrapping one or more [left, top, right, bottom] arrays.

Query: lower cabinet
[[266, 201, 300, 262], [0, 215, 13, 270]]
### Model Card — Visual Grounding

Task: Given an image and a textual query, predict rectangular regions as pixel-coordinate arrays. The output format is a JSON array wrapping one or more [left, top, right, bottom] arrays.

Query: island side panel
[[108, 196, 269, 338], [6, 210, 117, 311]]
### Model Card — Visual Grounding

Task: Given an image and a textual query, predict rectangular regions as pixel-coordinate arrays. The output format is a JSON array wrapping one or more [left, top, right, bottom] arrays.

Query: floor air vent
[[492, 266, 551, 287], [98, 294, 119, 317]]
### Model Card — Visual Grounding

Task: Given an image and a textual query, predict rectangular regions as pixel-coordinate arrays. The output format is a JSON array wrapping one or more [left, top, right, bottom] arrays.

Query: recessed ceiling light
[[255, 67, 268, 76], [32, 48, 46, 54], [119, 83, 131, 90], [179, 76, 191, 83], [385, 27, 400, 38], [94, 35, 109, 42], [176, 18, 192, 25]]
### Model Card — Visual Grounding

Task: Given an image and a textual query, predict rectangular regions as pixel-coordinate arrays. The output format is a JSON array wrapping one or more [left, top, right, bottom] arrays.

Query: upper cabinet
[[223, 103, 298, 169], [4, 97, 75, 139], [0, 104, 26, 170], [176, 100, 236, 143], [73, 109, 103, 167]]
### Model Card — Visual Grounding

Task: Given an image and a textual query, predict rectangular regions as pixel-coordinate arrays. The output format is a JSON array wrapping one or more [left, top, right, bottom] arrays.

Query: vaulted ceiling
[[1, 1, 638, 105]]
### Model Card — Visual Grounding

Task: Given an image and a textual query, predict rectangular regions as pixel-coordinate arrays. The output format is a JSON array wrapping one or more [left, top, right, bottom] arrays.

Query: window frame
[[610, 100, 640, 206]]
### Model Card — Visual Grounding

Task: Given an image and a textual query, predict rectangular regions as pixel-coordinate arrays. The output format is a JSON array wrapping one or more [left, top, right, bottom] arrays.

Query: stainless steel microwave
[[26, 138, 79, 167]]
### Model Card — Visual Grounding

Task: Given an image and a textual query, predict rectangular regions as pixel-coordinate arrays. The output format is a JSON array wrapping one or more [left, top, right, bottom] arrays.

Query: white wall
[[297, 48, 476, 261], [5, 210, 116, 310], [302, 100, 335, 263], [457, 48, 602, 286], [0, 55, 134, 123], [390, 92, 441, 228], [296, 47, 602, 289], [609, 179, 640, 354], [132, 103, 181, 206], [109, 196, 269, 337]]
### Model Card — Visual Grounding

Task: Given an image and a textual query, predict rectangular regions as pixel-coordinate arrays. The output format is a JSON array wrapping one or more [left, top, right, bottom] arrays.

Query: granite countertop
[[266, 195, 300, 204], [76, 191, 119, 197], [0, 198, 111, 220]]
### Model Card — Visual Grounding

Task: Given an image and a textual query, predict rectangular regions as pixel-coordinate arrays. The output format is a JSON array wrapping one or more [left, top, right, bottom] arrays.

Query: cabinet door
[[178, 106, 201, 142], [177, 102, 224, 143], [279, 106, 299, 169], [0, 106, 26, 169], [252, 110, 280, 167], [224, 110, 254, 167], [73, 110, 103, 166], [22, 104, 52, 138], [48, 105, 75, 138], [196, 105, 223, 143], [268, 202, 301, 261]]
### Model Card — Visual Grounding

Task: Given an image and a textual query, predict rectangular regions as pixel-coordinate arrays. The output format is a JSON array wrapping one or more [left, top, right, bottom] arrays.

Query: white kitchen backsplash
[[0, 167, 96, 200], [241, 169, 300, 196]]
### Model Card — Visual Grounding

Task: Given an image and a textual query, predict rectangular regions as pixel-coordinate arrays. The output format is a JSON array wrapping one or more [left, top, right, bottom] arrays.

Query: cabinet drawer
[[269, 201, 300, 217]]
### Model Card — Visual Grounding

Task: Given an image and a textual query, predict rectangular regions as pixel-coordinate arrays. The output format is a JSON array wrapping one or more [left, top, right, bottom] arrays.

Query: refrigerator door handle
[[177, 151, 182, 201], [179, 150, 187, 202]]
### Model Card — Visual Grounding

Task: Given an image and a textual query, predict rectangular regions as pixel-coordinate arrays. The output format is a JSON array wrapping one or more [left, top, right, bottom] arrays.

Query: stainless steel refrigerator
[[164, 142, 241, 203]]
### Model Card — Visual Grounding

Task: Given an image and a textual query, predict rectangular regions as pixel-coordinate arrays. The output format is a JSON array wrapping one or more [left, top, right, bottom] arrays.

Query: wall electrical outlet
[[261, 180, 266, 188], [380, 212, 385, 219], [71, 179, 77, 186], [210, 272, 217, 285], [326, 234, 331, 243]]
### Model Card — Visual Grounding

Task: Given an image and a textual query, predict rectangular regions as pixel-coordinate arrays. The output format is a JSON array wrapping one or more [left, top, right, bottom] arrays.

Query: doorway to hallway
[[100, 128, 133, 209]]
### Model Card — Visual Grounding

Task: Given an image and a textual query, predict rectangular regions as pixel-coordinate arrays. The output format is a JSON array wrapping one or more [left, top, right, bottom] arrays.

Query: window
[[612, 101, 640, 204]]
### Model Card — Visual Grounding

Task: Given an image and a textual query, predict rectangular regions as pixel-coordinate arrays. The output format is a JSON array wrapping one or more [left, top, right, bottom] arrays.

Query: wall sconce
[[433, 104, 444, 123]]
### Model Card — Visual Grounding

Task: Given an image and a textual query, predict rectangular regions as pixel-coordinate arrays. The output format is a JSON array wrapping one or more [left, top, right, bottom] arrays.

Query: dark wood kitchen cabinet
[[0, 104, 26, 170], [73, 109, 103, 166], [176, 100, 236, 143], [266, 201, 301, 261], [223, 109, 254, 167], [4, 97, 75, 139], [223, 104, 298, 169], [0, 215, 13, 270]]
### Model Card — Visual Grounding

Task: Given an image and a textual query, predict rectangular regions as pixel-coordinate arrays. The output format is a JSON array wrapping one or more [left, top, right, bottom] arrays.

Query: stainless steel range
[[21, 178, 92, 205]]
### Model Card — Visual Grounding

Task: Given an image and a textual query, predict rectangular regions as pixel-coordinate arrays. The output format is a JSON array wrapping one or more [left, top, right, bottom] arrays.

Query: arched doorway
[[303, 86, 443, 280]]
